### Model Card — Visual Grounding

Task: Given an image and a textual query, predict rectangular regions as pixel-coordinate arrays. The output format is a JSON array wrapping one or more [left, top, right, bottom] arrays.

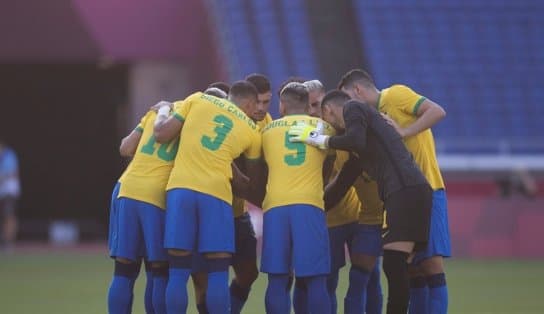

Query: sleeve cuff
[[412, 97, 426, 115], [173, 113, 185, 122], [134, 126, 144, 133]]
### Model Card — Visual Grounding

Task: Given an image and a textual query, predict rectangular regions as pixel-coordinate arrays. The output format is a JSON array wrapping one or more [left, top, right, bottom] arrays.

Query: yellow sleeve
[[135, 111, 150, 132], [243, 130, 262, 160], [172, 100, 190, 122], [390, 85, 427, 116]]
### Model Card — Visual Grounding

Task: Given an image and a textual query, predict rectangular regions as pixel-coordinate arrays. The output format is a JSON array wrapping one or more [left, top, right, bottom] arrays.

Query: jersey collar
[[376, 92, 382, 110]]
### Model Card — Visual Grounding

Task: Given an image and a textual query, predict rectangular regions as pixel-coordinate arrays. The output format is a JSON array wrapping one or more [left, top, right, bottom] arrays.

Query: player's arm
[[322, 154, 336, 185], [324, 154, 363, 210], [400, 98, 446, 137], [232, 162, 250, 198], [243, 159, 267, 208], [327, 102, 368, 157], [153, 102, 183, 143], [119, 129, 143, 157]]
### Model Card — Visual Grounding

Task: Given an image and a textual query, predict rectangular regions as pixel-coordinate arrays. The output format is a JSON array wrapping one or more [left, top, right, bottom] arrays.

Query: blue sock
[[230, 280, 250, 314], [108, 261, 140, 314], [206, 258, 231, 313], [409, 276, 428, 314], [265, 274, 291, 314], [306, 275, 330, 314], [344, 265, 371, 314], [427, 273, 448, 314], [326, 271, 339, 314], [366, 261, 383, 314], [152, 265, 168, 314], [144, 261, 155, 314], [165, 255, 192, 314], [293, 277, 308, 314]]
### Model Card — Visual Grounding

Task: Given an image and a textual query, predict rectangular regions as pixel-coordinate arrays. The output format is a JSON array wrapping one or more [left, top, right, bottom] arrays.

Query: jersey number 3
[[201, 114, 234, 151], [284, 132, 306, 166]]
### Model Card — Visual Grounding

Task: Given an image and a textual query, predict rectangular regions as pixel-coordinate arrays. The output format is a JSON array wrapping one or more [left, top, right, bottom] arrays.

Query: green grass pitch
[[1, 251, 543, 313]]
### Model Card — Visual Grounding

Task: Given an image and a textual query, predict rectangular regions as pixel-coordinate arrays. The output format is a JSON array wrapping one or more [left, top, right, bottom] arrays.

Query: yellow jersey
[[261, 115, 335, 211], [118, 111, 179, 209], [232, 112, 273, 217], [353, 172, 384, 226], [378, 85, 444, 190], [326, 151, 361, 227], [166, 92, 262, 204]]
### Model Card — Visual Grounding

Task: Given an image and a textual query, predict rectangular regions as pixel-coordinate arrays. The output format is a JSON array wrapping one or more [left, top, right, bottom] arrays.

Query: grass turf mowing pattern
[[1, 252, 543, 313]]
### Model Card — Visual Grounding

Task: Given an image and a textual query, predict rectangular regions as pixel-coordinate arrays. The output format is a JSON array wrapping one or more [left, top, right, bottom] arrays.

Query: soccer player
[[0, 140, 20, 252], [261, 82, 334, 314], [108, 101, 178, 314], [290, 90, 433, 314], [337, 69, 449, 314], [154, 81, 262, 314]]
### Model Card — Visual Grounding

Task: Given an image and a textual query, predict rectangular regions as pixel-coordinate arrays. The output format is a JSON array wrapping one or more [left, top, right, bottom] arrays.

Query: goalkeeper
[[289, 90, 432, 314]]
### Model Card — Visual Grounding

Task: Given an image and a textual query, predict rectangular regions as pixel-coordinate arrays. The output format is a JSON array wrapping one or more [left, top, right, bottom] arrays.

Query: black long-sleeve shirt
[[327, 100, 428, 202]]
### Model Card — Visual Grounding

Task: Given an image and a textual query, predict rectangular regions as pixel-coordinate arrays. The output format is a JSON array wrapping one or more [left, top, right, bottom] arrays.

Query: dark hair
[[337, 69, 375, 90], [208, 81, 230, 95], [229, 80, 258, 101], [277, 76, 305, 96], [245, 73, 271, 94], [280, 82, 309, 109], [321, 90, 351, 108], [204, 87, 228, 99]]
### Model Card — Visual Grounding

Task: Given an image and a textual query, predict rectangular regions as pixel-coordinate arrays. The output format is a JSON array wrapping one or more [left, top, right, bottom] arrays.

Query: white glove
[[288, 120, 329, 149]]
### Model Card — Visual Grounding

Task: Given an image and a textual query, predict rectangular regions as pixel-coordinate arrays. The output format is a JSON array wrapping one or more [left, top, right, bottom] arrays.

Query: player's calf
[[191, 271, 208, 313], [108, 258, 141, 314], [165, 250, 192, 314], [204, 253, 231, 314], [231, 258, 258, 314], [345, 254, 376, 314], [150, 261, 168, 314]]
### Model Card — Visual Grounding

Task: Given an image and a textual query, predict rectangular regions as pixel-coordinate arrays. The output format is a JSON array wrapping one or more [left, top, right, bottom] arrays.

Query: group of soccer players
[[107, 70, 450, 314]]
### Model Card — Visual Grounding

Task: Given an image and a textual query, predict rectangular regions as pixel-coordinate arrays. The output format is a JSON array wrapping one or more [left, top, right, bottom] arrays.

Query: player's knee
[[383, 241, 414, 253], [420, 256, 445, 275], [168, 249, 191, 256], [207, 256, 231, 273], [113, 260, 140, 278], [234, 261, 259, 286], [204, 252, 232, 259], [350, 253, 377, 272], [151, 262, 169, 278], [115, 257, 135, 264], [408, 264, 424, 278]]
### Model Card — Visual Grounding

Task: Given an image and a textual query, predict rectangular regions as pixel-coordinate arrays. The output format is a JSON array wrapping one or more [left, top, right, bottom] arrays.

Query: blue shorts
[[351, 224, 383, 257], [233, 212, 257, 265], [261, 204, 330, 277], [108, 182, 121, 253], [328, 222, 358, 271], [413, 189, 451, 264], [164, 188, 234, 253], [109, 192, 168, 262]]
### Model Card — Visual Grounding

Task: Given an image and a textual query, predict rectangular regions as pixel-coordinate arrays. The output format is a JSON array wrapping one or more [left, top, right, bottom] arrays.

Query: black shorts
[[233, 212, 257, 264], [383, 184, 432, 252]]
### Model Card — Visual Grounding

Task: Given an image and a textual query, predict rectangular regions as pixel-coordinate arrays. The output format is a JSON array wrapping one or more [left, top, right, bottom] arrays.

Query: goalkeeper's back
[[261, 115, 335, 211]]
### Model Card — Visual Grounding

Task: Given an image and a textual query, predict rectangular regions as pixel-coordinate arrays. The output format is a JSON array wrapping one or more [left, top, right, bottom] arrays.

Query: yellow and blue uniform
[[260, 114, 334, 276], [109, 111, 178, 262], [164, 92, 262, 254], [377, 85, 451, 261]]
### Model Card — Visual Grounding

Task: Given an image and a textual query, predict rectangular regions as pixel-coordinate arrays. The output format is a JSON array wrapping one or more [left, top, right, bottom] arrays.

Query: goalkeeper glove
[[288, 120, 329, 149]]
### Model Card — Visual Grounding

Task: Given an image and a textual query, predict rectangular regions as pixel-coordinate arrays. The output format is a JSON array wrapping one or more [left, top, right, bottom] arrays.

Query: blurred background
[[1, 0, 543, 313]]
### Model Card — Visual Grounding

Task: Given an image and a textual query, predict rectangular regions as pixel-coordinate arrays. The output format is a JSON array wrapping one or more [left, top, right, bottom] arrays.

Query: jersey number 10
[[140, 136, 180, 162]]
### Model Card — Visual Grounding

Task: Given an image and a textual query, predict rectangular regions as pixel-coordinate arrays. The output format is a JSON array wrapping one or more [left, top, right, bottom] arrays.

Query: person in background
[[0, 139, 21, 252]]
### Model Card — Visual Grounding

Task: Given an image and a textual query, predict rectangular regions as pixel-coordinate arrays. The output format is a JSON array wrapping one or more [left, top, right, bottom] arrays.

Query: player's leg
[[139, 202, 169, 314], [108, 191, 143, 314], [164, 188, 198, 314], [412, 189, 451, 314], [366, 257, 383, 314], [191, 269, 208, 313], [293, 277, 308, 314], [198, 192, 235, 313], [291, 205, 330, 314], [231, 212, 259, 314], [1, 196, 17, 250], [345, 224, 381, 313], [382, 185, 432, 314], [326, 223, 354, 314], [261, 206, 292, 314], [407, 264, 427, 314], [143, 260, 155, 314]]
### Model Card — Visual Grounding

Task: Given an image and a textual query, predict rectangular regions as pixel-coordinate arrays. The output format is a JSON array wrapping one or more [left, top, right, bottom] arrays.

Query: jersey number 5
[[140, 136, 180, 162], [201, 114, 234, 151], [284, 132, 306, 166]]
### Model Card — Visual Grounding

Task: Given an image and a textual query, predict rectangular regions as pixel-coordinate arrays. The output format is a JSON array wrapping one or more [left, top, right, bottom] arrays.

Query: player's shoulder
[[386, 84, 417, 98]]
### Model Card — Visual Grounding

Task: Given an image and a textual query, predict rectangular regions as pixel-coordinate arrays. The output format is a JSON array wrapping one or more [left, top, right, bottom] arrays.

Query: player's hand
[[381, 113, 406, 137], [150, 101, 172, 112], [288, 121, 329, 149]]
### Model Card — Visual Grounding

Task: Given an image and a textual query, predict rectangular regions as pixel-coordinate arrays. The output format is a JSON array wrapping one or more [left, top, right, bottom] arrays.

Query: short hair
[[321, 90, 351, 108], [277, 76, 306, 96], [337, 69, 375, 90], [280, 82, 309, 109], [245, 73, 271, 94], [303, 79, 325, 93], [204, 87, 228, 99], [229, 80, 258, 101], [208, 81, 230, 95]]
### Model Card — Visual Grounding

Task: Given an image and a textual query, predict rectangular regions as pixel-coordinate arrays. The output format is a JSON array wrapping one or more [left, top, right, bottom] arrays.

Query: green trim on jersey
[[376, 92, 382, 110], [413, 97, 427, 115], [173, 112, 185, 122], [135, 126, 144, 132]]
